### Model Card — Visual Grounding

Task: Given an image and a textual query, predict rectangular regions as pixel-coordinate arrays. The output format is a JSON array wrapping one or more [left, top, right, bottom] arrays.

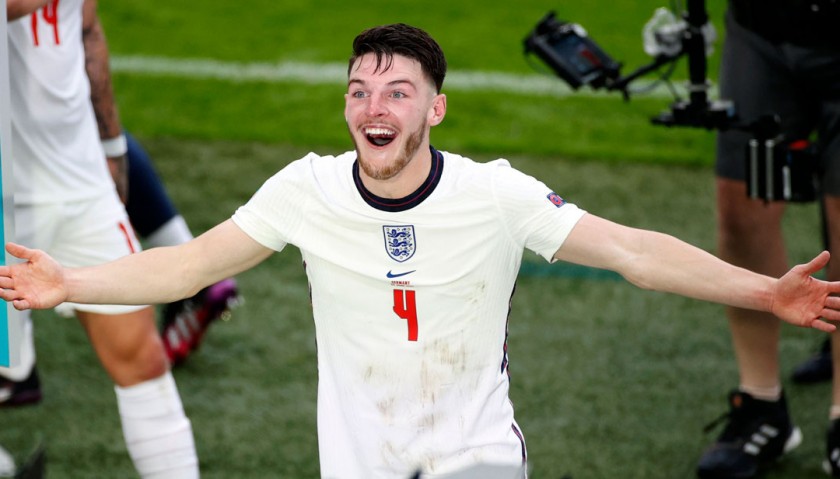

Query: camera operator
[[696, 1, 840, 478]]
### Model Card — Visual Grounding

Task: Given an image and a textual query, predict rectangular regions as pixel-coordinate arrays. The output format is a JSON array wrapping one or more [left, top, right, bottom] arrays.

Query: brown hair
[[348, 23, 447, 93]]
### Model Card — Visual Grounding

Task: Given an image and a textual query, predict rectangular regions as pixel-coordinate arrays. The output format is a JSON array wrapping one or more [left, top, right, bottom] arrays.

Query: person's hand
[[0, 243, 68, 310], [772, 251, 840, 332]]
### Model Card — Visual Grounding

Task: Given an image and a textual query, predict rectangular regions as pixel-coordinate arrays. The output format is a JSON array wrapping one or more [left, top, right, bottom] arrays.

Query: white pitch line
[[110, 54, 695, 99]]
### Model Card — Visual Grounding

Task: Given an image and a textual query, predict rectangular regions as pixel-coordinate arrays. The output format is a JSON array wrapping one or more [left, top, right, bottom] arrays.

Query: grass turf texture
[[2, 1, 832, 478], [104, 0, 727, 167]]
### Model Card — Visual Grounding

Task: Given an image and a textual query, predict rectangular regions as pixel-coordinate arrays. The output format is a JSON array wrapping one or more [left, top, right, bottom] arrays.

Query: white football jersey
[[7, 0, 114, 204], [233, 148, 585, 478]]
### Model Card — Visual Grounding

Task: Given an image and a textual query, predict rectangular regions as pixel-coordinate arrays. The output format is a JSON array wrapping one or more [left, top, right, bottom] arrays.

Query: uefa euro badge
[[383, 225, 416, 263]]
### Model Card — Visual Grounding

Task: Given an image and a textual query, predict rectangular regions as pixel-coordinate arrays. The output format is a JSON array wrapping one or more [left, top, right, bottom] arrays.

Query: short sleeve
[[231, 156, 319, 252], [491, 161, 586, 262]]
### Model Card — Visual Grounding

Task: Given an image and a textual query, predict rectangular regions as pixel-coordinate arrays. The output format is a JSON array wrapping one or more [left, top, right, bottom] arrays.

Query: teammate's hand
[[0, 242, 68, 310], [772, 251, 840, 332]]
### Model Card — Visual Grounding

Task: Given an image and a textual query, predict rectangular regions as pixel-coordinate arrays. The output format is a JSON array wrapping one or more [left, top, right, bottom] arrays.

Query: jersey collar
[[352, 146, 444, 212]]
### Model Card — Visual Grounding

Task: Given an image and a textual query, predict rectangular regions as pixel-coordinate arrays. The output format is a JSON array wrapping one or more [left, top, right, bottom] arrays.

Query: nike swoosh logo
[[386, 270, 416, 279]]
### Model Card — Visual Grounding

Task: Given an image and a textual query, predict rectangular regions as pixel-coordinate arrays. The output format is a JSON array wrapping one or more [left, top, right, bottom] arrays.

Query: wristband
[[101, 134, 127, 157]]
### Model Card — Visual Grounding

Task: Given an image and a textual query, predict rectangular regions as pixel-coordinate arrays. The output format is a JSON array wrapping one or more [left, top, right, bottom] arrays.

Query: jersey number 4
[[392, 289, 418, 341]]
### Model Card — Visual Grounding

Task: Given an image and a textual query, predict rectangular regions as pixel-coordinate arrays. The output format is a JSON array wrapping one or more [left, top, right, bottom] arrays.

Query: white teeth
[[365, 127, 395, 136]]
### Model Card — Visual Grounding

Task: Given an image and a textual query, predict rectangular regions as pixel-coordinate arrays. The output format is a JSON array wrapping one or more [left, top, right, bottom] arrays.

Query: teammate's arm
[[81, 0, 128, 202], [0, 220, 273, 310], [6, 0, 50, 21], [554, 214, 840, 331]]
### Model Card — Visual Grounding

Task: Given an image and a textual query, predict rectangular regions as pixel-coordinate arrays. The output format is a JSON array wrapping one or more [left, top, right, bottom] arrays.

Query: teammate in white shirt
[[1, 23, 840, 479], [2, 0, 199, 477]]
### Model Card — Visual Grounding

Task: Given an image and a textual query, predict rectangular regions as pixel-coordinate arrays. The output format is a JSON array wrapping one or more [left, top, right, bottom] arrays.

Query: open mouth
[[365, 127, 396, 147]]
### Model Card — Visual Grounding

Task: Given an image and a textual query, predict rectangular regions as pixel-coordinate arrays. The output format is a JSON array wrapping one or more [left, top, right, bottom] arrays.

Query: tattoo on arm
[[82, 1, 122, 141]]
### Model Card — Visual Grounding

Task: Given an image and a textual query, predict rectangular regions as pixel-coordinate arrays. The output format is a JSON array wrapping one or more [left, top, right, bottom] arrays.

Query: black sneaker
[[825, 419, 840, 476], [697, 390, 802, 479], [0, 367, 42, 407], [792, 339, 832, 384]]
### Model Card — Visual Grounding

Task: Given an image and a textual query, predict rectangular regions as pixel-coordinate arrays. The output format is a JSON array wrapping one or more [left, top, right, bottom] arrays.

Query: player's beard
[[355, 119, 427, 181]]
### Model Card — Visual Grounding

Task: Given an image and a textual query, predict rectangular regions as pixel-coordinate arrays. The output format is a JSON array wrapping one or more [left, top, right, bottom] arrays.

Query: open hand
[[772, 251, 840, 332], [0, 243, 68, 310]]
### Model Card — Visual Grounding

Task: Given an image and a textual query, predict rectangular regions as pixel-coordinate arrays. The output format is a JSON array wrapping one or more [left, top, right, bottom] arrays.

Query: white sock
[[739, 384, 782, 402], [115, 372, 199, 478], [830, 405, 840, 421], [0, 313, 35, 381], [146, 216, 193, 248]]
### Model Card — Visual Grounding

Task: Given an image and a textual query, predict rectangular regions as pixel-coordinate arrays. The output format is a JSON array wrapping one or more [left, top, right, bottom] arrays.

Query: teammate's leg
[[51, 191, 199, 478], [77, 308, 198, 479], [0, 310, 41, 406], [124, 133, 191, 247], [0, 202, 55, 406]]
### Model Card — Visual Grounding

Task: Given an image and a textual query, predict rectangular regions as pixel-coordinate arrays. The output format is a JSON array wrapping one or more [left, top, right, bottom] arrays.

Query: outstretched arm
[[555, 214, 840, 332], [0, 219, 273, 310]]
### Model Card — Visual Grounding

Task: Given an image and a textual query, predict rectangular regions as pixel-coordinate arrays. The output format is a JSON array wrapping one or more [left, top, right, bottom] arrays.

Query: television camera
[[523, 0, 818, 202]]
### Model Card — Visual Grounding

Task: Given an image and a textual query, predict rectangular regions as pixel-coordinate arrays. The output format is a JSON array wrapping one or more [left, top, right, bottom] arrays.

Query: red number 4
[[392, 289, 418, 341]]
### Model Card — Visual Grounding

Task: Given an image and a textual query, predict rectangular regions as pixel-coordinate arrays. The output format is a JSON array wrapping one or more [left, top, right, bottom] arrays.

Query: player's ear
[[429, 93, 446, 127]]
